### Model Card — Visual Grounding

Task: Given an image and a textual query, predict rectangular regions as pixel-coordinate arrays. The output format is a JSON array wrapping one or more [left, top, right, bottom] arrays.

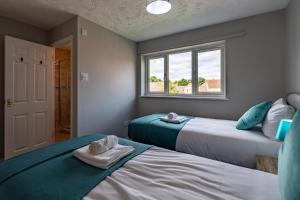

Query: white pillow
[[273, 98, 286, 105], [262, 100, 295, 139]]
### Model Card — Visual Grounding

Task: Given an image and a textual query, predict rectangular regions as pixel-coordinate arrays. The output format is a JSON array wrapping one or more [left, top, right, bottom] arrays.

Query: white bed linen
[[176, 117, 282, 168], [84, 147, 279, 200]]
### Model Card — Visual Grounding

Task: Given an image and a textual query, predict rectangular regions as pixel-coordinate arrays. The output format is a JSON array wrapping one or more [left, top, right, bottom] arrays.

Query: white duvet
[[176, 118, 282, 168], [84, 147, 279, 200]]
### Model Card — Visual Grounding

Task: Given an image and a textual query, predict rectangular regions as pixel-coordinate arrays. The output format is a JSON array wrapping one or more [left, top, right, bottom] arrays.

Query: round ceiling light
[[146, 0, 172, 15]]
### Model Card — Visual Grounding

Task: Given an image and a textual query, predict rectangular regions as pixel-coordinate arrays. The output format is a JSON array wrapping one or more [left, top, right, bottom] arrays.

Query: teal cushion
[[278, 110, 300, 200], [236, 101, 272, 130]]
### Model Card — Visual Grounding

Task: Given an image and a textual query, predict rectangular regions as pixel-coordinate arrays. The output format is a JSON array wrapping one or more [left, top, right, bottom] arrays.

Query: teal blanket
[[128, 114, 193, 150], [0, 133, 151, 200]]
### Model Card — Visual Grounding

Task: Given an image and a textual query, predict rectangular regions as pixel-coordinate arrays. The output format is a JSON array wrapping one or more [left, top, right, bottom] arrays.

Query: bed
[[0, 133, 279, 200], [129, 94, 299, 169], [129, 114, 281, 168]]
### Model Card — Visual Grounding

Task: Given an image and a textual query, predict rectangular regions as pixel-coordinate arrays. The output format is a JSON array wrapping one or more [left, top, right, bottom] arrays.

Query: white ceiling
[[0, 0, 290, 41]]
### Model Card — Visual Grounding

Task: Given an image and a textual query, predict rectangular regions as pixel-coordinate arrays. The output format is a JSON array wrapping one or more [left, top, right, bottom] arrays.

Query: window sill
[[139, 95, 229, 101]]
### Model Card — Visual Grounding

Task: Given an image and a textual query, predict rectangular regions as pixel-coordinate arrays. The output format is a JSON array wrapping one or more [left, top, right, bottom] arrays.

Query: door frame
[[51, 36, 74, 141]]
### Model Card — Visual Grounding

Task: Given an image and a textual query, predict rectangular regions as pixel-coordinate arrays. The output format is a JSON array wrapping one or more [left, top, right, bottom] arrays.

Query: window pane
[[168, 52, 192, 94], [149, 58, 164, 93], [198, 49, 221, 93]]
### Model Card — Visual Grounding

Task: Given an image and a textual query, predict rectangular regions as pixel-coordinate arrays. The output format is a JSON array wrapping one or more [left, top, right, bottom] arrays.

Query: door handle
[[6, 99, 13, 108]]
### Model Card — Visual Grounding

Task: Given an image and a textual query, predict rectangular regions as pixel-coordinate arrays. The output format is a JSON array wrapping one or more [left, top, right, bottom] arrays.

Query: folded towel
[[89, 135, 118, 155], [74, 144, 134, 169], [160, 116, 187, 124], [167, 112, 178, 120]]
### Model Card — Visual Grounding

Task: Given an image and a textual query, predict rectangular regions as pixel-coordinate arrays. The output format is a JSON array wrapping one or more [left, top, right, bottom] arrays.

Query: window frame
[[143, 41, 226, 99], [195, 45, 226, 97]]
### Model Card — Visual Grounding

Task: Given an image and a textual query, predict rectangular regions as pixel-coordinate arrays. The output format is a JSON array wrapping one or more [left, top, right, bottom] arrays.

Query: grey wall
[[286, 0, 300, 93], [50, 16, 137, 137], [77, 17, 136, 137], [137, 11, 286, 120], [49, 17, 79, 136], [0, 16, 49, 157]]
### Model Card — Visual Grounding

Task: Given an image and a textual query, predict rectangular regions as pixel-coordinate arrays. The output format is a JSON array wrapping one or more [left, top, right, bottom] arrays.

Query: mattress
[[84, 147, 279, 200], [176, 117, 282, 168]]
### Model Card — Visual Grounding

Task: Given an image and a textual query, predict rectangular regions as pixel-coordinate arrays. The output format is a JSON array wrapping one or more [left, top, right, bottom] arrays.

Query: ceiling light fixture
[[146, 0, 172, 15]]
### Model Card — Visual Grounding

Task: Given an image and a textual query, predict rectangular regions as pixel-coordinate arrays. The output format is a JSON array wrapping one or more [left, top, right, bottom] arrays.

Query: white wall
[[77, 17, 137, 136], [286, 0, 300, 93], [137, 11, 286, 120]]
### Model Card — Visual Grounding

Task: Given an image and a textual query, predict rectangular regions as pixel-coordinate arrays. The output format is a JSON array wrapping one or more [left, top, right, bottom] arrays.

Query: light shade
[[146, 0, 171, 15], [276, 119, 293, 141]]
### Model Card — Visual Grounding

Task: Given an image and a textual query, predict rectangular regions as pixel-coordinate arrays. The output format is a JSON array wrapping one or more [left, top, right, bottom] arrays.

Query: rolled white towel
[[89, 139, 108, 155], [89, 135, 118, 155], [160, 116, 187, 124], [104, 135, 118, 149], [167, 112, 178, 120]]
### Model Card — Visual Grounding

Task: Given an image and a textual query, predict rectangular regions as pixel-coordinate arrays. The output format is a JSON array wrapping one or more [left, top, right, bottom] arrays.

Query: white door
[[4, 36, 54, 159]]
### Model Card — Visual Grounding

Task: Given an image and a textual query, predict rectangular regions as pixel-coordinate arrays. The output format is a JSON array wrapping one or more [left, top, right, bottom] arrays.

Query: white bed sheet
[[176, 117, 282, 168], [84, 147, 279, 200]]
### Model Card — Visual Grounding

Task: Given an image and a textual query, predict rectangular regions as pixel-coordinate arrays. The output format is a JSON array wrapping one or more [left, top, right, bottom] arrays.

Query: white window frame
[[143, 41, 226, 99]]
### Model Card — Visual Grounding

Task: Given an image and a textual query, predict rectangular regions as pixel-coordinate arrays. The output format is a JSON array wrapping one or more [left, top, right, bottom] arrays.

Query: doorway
[[54, 44, 71, 142]]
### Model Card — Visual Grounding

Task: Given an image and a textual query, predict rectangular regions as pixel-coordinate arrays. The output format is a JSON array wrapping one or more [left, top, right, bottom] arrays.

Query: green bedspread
[[0, 133, 151, 200], [128, 114, 193, 150]]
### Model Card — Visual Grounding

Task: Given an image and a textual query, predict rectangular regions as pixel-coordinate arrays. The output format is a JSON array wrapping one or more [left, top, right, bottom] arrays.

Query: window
[[169, 52, 192, 95], [198, 49, 222, 93], [148, 57, 165, 93], [144, 41, 226, 99]]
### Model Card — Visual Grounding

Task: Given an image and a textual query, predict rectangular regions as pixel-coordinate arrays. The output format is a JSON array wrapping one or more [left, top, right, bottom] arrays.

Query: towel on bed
[[74, 144, 134, 169], [160, 116, 188, 124], [89, 135, 118, 155], [167, 112, 178, 119]]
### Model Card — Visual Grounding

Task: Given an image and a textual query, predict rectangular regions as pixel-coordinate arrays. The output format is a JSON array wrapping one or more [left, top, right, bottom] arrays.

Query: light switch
[[80, 72, 89, 82], [81, 28, 88, 36]]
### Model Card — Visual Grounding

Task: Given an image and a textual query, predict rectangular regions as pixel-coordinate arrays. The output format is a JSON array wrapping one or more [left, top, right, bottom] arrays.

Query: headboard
[[286, 93, 300, 110]]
